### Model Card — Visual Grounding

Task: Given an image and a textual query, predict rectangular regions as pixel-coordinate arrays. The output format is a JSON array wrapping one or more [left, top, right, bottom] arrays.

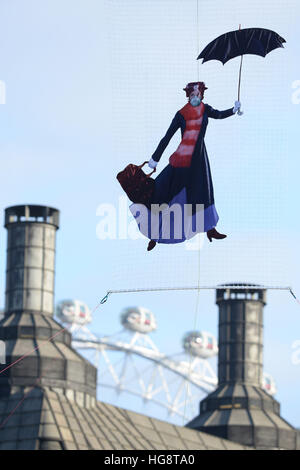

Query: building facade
[[0, 206, 299, 450]]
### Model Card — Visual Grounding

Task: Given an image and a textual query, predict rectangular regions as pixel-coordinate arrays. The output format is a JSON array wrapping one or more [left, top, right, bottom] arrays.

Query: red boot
[[206, 228, 227, 242]]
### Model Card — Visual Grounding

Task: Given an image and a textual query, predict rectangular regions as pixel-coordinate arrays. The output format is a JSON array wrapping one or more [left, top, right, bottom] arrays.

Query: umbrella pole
[[237, 54, 243, 115]]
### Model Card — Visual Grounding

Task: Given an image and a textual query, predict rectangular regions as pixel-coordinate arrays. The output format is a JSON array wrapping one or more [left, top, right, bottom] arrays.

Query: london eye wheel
[[55, 301, 276, 425]]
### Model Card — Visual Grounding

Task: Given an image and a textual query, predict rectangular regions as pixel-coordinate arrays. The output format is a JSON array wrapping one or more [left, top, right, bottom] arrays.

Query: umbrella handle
[[237, 54, 244, 116], [238, 55, 243, 100]]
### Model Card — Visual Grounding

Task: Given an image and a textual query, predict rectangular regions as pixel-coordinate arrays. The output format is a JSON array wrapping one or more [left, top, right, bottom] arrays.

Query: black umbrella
[[197, 26, 286, 115]]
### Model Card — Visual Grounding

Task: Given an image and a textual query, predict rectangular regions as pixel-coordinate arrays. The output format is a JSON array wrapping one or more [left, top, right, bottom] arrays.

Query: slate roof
[[0, 386, 251, 450]]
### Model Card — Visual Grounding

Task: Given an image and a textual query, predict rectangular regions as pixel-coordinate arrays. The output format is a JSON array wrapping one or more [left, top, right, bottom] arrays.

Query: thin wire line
[[183, 234, 202, 424], [0, 301, 103, 376], [0, 300, 103, 430], [0, 327, 68, 375], [104, 285, 292, 297], [290, 289, 300, 305], [0, 376, 41, 429], [196, 0, 199, 81]]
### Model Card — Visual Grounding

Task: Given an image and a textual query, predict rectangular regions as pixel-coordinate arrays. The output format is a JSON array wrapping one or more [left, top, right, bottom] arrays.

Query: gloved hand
[[233, 100, 241, 113], [148, 158, 158, 169]]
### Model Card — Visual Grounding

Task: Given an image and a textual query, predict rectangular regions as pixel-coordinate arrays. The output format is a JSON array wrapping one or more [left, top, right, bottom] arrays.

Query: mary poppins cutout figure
[[130, 82, 241, 251]]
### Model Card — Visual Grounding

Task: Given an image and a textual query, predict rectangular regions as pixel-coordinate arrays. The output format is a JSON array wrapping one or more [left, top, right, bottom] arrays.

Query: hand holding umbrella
[[197, 26, 286, 116]]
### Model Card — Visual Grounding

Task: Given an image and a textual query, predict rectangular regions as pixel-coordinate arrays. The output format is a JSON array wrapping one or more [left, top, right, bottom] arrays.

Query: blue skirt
[[130, 141, 219, 244]]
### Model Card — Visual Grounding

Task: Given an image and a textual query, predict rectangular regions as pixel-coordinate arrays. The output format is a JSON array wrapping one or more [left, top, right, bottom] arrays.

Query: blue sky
[[0, 0, 299, 427]]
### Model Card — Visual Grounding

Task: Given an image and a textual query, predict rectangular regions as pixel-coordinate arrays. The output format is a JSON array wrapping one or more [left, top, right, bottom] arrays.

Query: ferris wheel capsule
[[120, 307, 157, 334], [262, 373, 277, 396], [55, 299, 92, 325], [182, 331, 218, 358]]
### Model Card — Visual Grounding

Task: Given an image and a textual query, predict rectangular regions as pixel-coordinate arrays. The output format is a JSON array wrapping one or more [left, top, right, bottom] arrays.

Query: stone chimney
[[0, 205, 97, 404], [4, 204, 59, 316], [187, 284, 298, 449]]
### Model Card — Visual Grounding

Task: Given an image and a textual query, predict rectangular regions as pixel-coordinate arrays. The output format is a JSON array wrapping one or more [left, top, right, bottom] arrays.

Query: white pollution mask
[[190, 95, 202, 107]]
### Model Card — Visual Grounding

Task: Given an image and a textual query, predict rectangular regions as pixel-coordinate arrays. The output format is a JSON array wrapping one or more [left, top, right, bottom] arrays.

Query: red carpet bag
[[116, 161, 156, 206]]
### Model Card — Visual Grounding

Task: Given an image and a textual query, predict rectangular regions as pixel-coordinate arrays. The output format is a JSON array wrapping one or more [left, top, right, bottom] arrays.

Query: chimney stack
[[4, 205, 59, 317], [187, 284, 298, 449], [0, 205, 97, 404]]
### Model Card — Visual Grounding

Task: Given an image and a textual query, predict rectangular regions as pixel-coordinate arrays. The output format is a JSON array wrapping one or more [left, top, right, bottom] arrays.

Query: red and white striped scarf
[[169, 101, 205, 168]]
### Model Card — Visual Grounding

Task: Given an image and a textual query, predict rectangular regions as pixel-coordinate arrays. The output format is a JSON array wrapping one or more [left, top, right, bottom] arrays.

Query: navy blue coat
[[150, 104, 235, 211]]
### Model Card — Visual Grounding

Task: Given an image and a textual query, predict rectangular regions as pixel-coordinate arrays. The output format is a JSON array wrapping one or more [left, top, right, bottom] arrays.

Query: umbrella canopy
[[198, 27, 286, 65], [197, 27, 286, 114]]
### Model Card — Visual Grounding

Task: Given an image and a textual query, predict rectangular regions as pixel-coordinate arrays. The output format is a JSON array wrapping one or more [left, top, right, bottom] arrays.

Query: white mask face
[[190, 95, 201, 107], [189, 86, 202, 107]]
